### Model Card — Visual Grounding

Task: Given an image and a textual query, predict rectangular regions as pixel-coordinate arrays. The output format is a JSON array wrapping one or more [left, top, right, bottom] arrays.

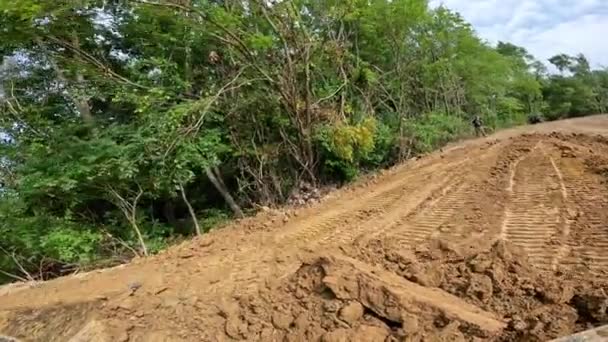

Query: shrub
[[314, 117, 379, 181], [404, 112, 471, 153]]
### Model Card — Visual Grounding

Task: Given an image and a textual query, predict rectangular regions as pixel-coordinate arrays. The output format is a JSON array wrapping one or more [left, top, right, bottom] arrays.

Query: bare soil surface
[[2, 115, 608, 341]]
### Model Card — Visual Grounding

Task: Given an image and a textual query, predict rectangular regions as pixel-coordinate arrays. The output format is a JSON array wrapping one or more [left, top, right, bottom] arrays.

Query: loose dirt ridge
[[2, 116, 608, 341]]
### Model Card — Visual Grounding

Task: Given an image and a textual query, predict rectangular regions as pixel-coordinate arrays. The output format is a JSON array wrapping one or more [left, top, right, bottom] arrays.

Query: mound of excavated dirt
[[192, 238, 607, 341], [3, 232, 607, 341], [229, 253, 506, 341], [345, 238, 608, 341]]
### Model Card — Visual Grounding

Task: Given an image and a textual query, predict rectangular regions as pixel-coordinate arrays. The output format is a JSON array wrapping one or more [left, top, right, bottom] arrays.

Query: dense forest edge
[[1, 0, 607, 284]]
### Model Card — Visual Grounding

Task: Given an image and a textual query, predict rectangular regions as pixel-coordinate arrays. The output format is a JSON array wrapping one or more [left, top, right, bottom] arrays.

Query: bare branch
[[0, 81, 46, 137], [102, 230, 139, 258], [162, 68, 253, 158], [0, 269, 28, 282], [0, 246, 35, 281], [106, 186, 148, 256], [313, 81, 348, 107], [46, 36, 149, 90]]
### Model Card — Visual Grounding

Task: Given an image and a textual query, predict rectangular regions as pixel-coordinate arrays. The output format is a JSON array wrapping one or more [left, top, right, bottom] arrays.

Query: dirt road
[[2, 116, 608, 341]]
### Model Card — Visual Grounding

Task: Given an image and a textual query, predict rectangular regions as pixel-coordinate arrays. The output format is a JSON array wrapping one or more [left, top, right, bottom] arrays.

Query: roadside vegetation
[[1, 0, 607, 283]]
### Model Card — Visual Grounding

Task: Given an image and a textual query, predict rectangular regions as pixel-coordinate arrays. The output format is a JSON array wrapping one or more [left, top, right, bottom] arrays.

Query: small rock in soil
[[117, 298, 136, 311], [401, 313, 419, 333], [539, 282, 574, 304], [509, 316, 528, 331], [128, 281, 142, 291], [468, 255, 492, 273], [294, 312, 309, 330]]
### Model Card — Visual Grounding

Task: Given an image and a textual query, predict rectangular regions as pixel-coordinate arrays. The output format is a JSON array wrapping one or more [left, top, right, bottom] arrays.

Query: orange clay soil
[[2, 115, 608, 341]]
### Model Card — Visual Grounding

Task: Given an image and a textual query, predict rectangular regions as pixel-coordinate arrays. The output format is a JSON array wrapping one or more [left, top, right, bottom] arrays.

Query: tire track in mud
[[316, 166, 471, 248], [329, 178, 475, 251], [501, 143, 564, 271], [358, 142, 505, 248], [213, 143, 505, 295], [221, 166, 473, 293], [276, 143, 498, 245], [387, 181, 474, 246], [222, 162, 464, 290], [555, 148, 608, 280], [548, 154, 571, 271]]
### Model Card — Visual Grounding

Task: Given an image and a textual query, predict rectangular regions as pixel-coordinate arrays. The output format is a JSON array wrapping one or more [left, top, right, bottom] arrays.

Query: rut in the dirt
[[2, 122, 608, 342]]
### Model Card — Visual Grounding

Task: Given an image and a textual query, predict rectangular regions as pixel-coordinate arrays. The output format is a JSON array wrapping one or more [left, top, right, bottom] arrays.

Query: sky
[[430, 0, 608, 69]]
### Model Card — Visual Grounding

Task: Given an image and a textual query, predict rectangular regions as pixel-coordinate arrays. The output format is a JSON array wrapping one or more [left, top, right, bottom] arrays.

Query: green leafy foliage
[[405, 112, 471, 153], [0, 193, 103, 282], [315, 117, 378, 181], [361, 121, 397, 168]]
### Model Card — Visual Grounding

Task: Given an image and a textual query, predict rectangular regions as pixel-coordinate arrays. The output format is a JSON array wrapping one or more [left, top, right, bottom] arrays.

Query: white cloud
[[431, 0, 608, 68]]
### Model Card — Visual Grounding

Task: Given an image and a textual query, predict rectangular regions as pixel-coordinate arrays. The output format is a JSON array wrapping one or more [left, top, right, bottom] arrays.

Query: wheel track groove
[[501, 144, 564, 271], [366, 144, 506, 247], [377, 139, 531, 248], [275, 143, 499, 245], [548, 154, 571, 271], [210, 143, 505, 295], [388, 182, 474, 246], [220, 164, 469, 294], [556, 154, 608, 280]]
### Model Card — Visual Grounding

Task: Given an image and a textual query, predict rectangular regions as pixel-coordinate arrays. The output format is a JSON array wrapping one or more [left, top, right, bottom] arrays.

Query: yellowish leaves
[[330, 117, 377, 162]]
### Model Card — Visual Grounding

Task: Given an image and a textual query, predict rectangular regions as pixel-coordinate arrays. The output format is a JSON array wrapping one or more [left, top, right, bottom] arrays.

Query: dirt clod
[[271, 312, 293, 330], [467, 274, 494, 303], [338, 302, 364, 325], [225, 315, 246, 339], [346, 235, 608, 341]]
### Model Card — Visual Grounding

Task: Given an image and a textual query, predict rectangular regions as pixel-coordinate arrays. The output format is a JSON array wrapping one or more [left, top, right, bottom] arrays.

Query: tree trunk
[[71, 33, 94, 124], [205, 167, 245, 218], [179, 184, 201, 236], [74, 86, 93, 124], [36, 36, 92, 124], [183, 7, 193, 95], [129, 217, 148, 257]]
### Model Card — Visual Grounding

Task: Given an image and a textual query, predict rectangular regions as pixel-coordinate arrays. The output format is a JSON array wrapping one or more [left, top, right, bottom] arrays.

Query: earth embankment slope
[[2, 115, 608, 341]]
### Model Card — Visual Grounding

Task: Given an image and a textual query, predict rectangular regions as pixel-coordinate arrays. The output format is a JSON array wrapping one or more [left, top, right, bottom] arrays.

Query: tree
[[543, 53, 607, 118], [549, 54, 574, 74]]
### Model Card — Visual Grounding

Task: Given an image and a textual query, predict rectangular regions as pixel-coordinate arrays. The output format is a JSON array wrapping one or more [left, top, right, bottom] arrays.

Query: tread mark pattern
[[366, 143, 506, 248], [558, 157, 608, 280], [211, 144, 505, 295], [548, 155, 570, 271], [502, 147, 563, 271], [390, 183, 473, 246]]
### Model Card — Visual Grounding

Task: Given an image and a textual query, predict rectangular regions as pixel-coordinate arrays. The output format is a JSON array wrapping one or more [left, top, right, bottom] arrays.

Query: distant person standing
[[472, 115, 486, 137]]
